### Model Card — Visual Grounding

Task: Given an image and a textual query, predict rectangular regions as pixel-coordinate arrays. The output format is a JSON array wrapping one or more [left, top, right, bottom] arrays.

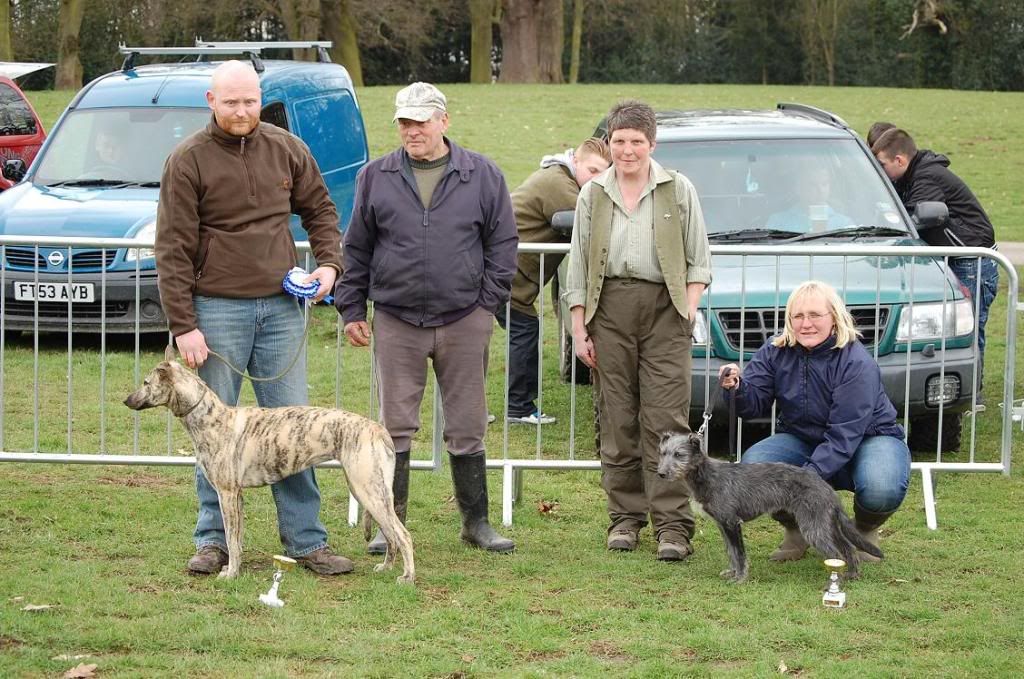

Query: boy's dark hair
[[606, 100, 657, 144], [866, 121, 895, 148], [871, 127, 918, 159]]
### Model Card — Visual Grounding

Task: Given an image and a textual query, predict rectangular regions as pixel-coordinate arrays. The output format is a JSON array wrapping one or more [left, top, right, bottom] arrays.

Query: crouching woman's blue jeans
[[192, 294, 329, 558], [740, 433, 911, 513]]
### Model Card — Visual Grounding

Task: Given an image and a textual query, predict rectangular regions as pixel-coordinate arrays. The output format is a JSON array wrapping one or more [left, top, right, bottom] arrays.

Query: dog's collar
[[175, 391, 206, 418]]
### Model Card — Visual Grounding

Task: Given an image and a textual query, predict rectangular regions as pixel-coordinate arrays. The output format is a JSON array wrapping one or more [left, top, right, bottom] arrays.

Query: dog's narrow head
[[123, 360, 190, 413], [657, 431, 703, 480]]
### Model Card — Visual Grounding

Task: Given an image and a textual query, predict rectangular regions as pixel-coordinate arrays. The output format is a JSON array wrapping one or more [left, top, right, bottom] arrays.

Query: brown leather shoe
[[607, 529, 638, 551], [295, 546, 354, 575], [187, 545, 229, 575], [657, 539, 693, 562]]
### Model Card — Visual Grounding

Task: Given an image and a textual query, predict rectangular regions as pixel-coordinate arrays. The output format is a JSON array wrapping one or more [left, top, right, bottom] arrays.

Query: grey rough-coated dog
[[124, 349, 415, 584], [657, 432, 881, 583]]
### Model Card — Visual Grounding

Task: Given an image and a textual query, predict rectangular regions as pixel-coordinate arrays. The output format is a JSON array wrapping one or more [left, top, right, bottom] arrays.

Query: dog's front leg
[[217, 488, 244, 579], [716, 520, 749, 583]]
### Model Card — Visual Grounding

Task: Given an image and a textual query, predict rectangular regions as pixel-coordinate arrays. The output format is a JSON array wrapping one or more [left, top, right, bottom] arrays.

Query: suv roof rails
[[777, 102, 849, 129], [117, 40, 334, 74]]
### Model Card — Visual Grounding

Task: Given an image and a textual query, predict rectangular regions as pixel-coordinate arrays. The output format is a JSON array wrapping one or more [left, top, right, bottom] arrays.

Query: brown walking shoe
[[657, 539, 694, 562], [295, 546, 355, 575], [607, 529, 638, 551], [187, 545, 229, 575]]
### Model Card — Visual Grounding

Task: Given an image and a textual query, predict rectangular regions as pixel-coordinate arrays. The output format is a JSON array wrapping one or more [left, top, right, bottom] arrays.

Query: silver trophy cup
[[822, 558, 847, 608], [259, 555, 298, 608]]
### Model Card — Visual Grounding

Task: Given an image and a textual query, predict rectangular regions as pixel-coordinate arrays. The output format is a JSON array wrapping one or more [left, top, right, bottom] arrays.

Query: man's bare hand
[[718, 363, 740, 390], [573, 332, 597, 369], [344, 321, 371, 347], [175, 328, 209, 369], [305, 266, 338, 303]]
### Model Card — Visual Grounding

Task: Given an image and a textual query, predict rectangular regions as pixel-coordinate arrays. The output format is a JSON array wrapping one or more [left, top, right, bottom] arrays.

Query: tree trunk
[[55, 0, 85, 90], [280, 0, 321, 60], [469, 0, 496, 83], [498, 0, 540, 83], [322, 0, 363, 86], [568, 0, 583, 84], [0, 0, 12, 62], [536, 0, 563, 83]]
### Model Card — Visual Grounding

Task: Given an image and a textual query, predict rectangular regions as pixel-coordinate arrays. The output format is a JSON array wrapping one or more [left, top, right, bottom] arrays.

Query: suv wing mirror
[[2, 159, 26, 183], [912, 201, 949, 230], [550, 209, 575, 237]]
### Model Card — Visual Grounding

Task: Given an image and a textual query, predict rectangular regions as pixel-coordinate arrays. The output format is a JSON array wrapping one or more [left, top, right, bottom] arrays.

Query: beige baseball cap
[[393, 82, 447, 123]]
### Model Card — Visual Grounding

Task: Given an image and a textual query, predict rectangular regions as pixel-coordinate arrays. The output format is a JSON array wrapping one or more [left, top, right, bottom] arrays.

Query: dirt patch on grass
[[97, 471, 179, 488], [521, 648, 567, 662], [0, 635, 24, 650], [588, 640, 629, 662]]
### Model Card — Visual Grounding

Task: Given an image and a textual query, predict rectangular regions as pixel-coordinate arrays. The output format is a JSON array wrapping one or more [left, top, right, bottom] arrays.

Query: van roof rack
[[118, 40, 334, 74], [776, 102, 849, 129]]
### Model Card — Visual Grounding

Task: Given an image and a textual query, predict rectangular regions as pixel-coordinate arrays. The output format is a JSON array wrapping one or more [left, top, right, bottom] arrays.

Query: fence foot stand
[[921, 466, 938, 530], [502, 463, 514, 527], [348, 491, 360, 527]]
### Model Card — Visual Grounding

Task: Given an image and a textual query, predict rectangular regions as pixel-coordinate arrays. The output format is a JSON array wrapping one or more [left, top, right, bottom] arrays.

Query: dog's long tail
[[837, 508, 884, 559]]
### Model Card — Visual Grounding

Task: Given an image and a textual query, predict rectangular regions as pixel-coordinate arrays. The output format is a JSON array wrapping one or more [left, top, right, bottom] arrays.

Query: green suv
[[561, 103, 976, 452]]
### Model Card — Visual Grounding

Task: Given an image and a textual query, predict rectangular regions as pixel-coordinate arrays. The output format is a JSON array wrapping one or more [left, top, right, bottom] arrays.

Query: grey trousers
[[590, 279, 695, 543], [372, 307, 493, 456]]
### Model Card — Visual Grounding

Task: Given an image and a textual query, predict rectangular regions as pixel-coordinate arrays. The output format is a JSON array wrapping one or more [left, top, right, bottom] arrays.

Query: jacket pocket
[[195, 234, 215, 280]]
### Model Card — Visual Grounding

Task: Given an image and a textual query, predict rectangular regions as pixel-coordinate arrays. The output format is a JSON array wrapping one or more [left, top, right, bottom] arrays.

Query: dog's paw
[[373, 563, 393, 573], [719, 568, 748, 584], [217, 565, 238, 579], [397, 574, 415, 585]]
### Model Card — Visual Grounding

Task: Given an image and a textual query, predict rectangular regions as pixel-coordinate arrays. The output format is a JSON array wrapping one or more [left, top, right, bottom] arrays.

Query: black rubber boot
[[449, 451, 515, 553], [854, 503, 894, 563], [367, 450, 410, 555]]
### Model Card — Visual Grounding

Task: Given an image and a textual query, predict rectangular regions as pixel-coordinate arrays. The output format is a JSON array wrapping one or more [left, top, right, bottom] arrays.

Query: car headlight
[[896, 299, 974, 341], [125, 220, 156, 262], [691, 310, 708, 345]]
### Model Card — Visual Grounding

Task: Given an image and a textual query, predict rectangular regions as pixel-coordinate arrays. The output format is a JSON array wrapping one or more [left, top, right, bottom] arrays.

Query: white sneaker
[[487, 413, 496, 424], [508, 411, 556, 425]]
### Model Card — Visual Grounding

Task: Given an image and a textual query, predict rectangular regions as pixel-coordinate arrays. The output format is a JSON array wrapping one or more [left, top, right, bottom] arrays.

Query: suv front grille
[[3, 300, 131, 320], [3, 247, 117, 271], [716, 306, 891, 352]]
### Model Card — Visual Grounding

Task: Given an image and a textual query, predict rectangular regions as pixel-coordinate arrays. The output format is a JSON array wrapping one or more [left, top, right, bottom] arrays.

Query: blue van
[[0, 42, 368, 333]]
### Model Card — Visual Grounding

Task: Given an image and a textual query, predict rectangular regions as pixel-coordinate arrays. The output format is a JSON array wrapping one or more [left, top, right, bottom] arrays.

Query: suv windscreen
[[653, 138, 911, 236], [34, 108, 209, 185]]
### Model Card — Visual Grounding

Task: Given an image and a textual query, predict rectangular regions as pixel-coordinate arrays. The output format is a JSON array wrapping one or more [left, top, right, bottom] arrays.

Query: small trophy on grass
[[822, 558, 847, 609], [259, 555, 297, 608]]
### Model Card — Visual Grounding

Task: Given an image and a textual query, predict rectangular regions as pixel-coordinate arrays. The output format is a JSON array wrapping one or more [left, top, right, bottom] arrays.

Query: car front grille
[[716, 306, 891, 352], [3, 247, 117, 271], [3, 300, 131, 320]]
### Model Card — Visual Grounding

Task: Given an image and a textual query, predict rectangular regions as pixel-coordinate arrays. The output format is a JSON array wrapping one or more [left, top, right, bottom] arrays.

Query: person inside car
[[765, 165, 853, 232]]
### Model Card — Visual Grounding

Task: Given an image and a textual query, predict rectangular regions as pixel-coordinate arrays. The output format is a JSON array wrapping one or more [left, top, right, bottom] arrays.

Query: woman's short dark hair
[[606, 100, 657, 144]]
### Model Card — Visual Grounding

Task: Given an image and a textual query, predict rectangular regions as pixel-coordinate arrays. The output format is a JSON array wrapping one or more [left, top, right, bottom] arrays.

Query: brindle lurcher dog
[[124, 348, 415, 584]]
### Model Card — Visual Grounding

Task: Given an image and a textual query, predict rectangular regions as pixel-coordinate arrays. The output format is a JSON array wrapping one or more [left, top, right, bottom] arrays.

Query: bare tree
[[498, 0, 540, 82], [536, 0, 563, 83], [901, 0, 948, 39], [568, 0, 583, 84], [798, 0, 842, 86], [469, 0, 498, 83], [278, 0, 321, 59], [0, 0, 11, 61], [56, 0, 85, 90], [322, 0, 363, 86]]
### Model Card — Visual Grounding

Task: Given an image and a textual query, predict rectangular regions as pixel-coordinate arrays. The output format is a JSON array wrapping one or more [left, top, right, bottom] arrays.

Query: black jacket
[[895, 149, 995, 249]]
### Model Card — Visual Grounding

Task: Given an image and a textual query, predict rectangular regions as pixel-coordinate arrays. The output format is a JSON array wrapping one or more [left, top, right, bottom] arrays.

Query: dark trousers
[[496, 307, 540, 417], [949, 256, 999, 388], [590, 279, 695, 544]]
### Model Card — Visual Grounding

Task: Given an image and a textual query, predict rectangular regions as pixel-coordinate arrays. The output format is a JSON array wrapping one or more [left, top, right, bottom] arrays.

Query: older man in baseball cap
[[335, 82, 519, 555]]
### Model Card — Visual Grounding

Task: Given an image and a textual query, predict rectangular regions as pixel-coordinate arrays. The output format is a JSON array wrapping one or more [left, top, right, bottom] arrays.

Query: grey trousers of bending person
[[372, 307, 493, 456], [590, 279, 695, 544]]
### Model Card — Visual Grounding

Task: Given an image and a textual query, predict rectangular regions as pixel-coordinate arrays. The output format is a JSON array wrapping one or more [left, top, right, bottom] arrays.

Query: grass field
[[2, 84, 1023, 677]]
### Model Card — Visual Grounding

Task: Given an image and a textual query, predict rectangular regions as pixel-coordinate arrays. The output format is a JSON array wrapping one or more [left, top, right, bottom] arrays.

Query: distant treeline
[[8, 0, 1024, 91]]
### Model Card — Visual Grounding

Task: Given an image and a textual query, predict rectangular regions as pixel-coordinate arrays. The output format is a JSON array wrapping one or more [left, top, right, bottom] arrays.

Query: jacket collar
[[801, 334, 839, 356], [380, 137, 476, 181], [206, 114, 262, 147]]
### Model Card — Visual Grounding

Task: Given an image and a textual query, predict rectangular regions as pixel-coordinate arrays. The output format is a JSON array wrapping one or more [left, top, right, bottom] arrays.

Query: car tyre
[[908, 412, 963, 453]]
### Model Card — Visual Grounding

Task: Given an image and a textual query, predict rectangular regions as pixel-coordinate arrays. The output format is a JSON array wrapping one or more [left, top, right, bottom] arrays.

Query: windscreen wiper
[[45, 179, 138, 188], [787, 225, 909, 243], [708, 228, 801, 242]]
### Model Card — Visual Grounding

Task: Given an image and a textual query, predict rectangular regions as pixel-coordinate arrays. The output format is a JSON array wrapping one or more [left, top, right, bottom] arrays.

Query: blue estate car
[[0, 42, 368, 333]]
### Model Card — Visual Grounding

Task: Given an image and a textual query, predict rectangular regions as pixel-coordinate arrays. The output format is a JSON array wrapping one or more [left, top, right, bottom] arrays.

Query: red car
[[0, 73, 46, 191]]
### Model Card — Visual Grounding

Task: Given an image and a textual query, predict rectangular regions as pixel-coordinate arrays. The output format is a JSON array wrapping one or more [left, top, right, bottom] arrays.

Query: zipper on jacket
[[240, 136, 256, 199]]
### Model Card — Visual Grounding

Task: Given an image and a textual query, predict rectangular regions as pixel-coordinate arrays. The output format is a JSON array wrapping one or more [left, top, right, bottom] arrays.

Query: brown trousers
[[372, 307, 493, 456], [591, 279, 695, 543]]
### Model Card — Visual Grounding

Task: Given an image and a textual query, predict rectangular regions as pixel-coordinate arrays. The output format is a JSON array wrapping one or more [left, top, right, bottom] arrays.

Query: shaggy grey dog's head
[[657, 431, 703, 479]]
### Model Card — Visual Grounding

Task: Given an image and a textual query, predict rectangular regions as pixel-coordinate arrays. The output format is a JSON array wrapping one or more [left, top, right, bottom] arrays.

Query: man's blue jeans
[[741, 433, 911, 513], [949, 256, 999, 388], [192, 294, 328, 557]]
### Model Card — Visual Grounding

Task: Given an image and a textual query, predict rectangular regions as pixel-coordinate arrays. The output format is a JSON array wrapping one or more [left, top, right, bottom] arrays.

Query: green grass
[[3, 84, 1023, 676]]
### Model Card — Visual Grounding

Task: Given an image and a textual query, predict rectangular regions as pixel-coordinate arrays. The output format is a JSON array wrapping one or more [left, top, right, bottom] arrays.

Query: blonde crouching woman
[[718, 280, 910, 563]]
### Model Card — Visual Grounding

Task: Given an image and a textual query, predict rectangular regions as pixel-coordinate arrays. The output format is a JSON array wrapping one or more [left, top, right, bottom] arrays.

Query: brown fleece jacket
[[156, 117, 341, 337]]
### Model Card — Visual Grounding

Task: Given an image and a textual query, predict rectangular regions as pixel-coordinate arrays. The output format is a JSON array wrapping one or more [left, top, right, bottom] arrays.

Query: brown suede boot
[[854, 504, 894, 564], [768, 511, 808, 562]]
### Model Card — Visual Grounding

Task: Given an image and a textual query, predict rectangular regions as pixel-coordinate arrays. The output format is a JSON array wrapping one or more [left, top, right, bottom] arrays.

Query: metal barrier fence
[[1, 236, 1019, 531]]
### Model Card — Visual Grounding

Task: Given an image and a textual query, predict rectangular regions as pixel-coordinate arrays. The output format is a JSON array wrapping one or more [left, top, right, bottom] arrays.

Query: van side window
[[261, 102, 289, 131], [0, 83, 37, 136], [293, 92, 368, 174]]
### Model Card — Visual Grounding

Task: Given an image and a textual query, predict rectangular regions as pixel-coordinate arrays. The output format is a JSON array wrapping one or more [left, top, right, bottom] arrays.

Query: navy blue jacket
[[730, 336, 904, 480], [335, 138, 518, 327]]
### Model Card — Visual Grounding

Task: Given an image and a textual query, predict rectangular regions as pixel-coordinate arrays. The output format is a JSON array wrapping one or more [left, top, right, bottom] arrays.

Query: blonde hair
[[772, 280, 860, 349], [576, 137, 611, 164]]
